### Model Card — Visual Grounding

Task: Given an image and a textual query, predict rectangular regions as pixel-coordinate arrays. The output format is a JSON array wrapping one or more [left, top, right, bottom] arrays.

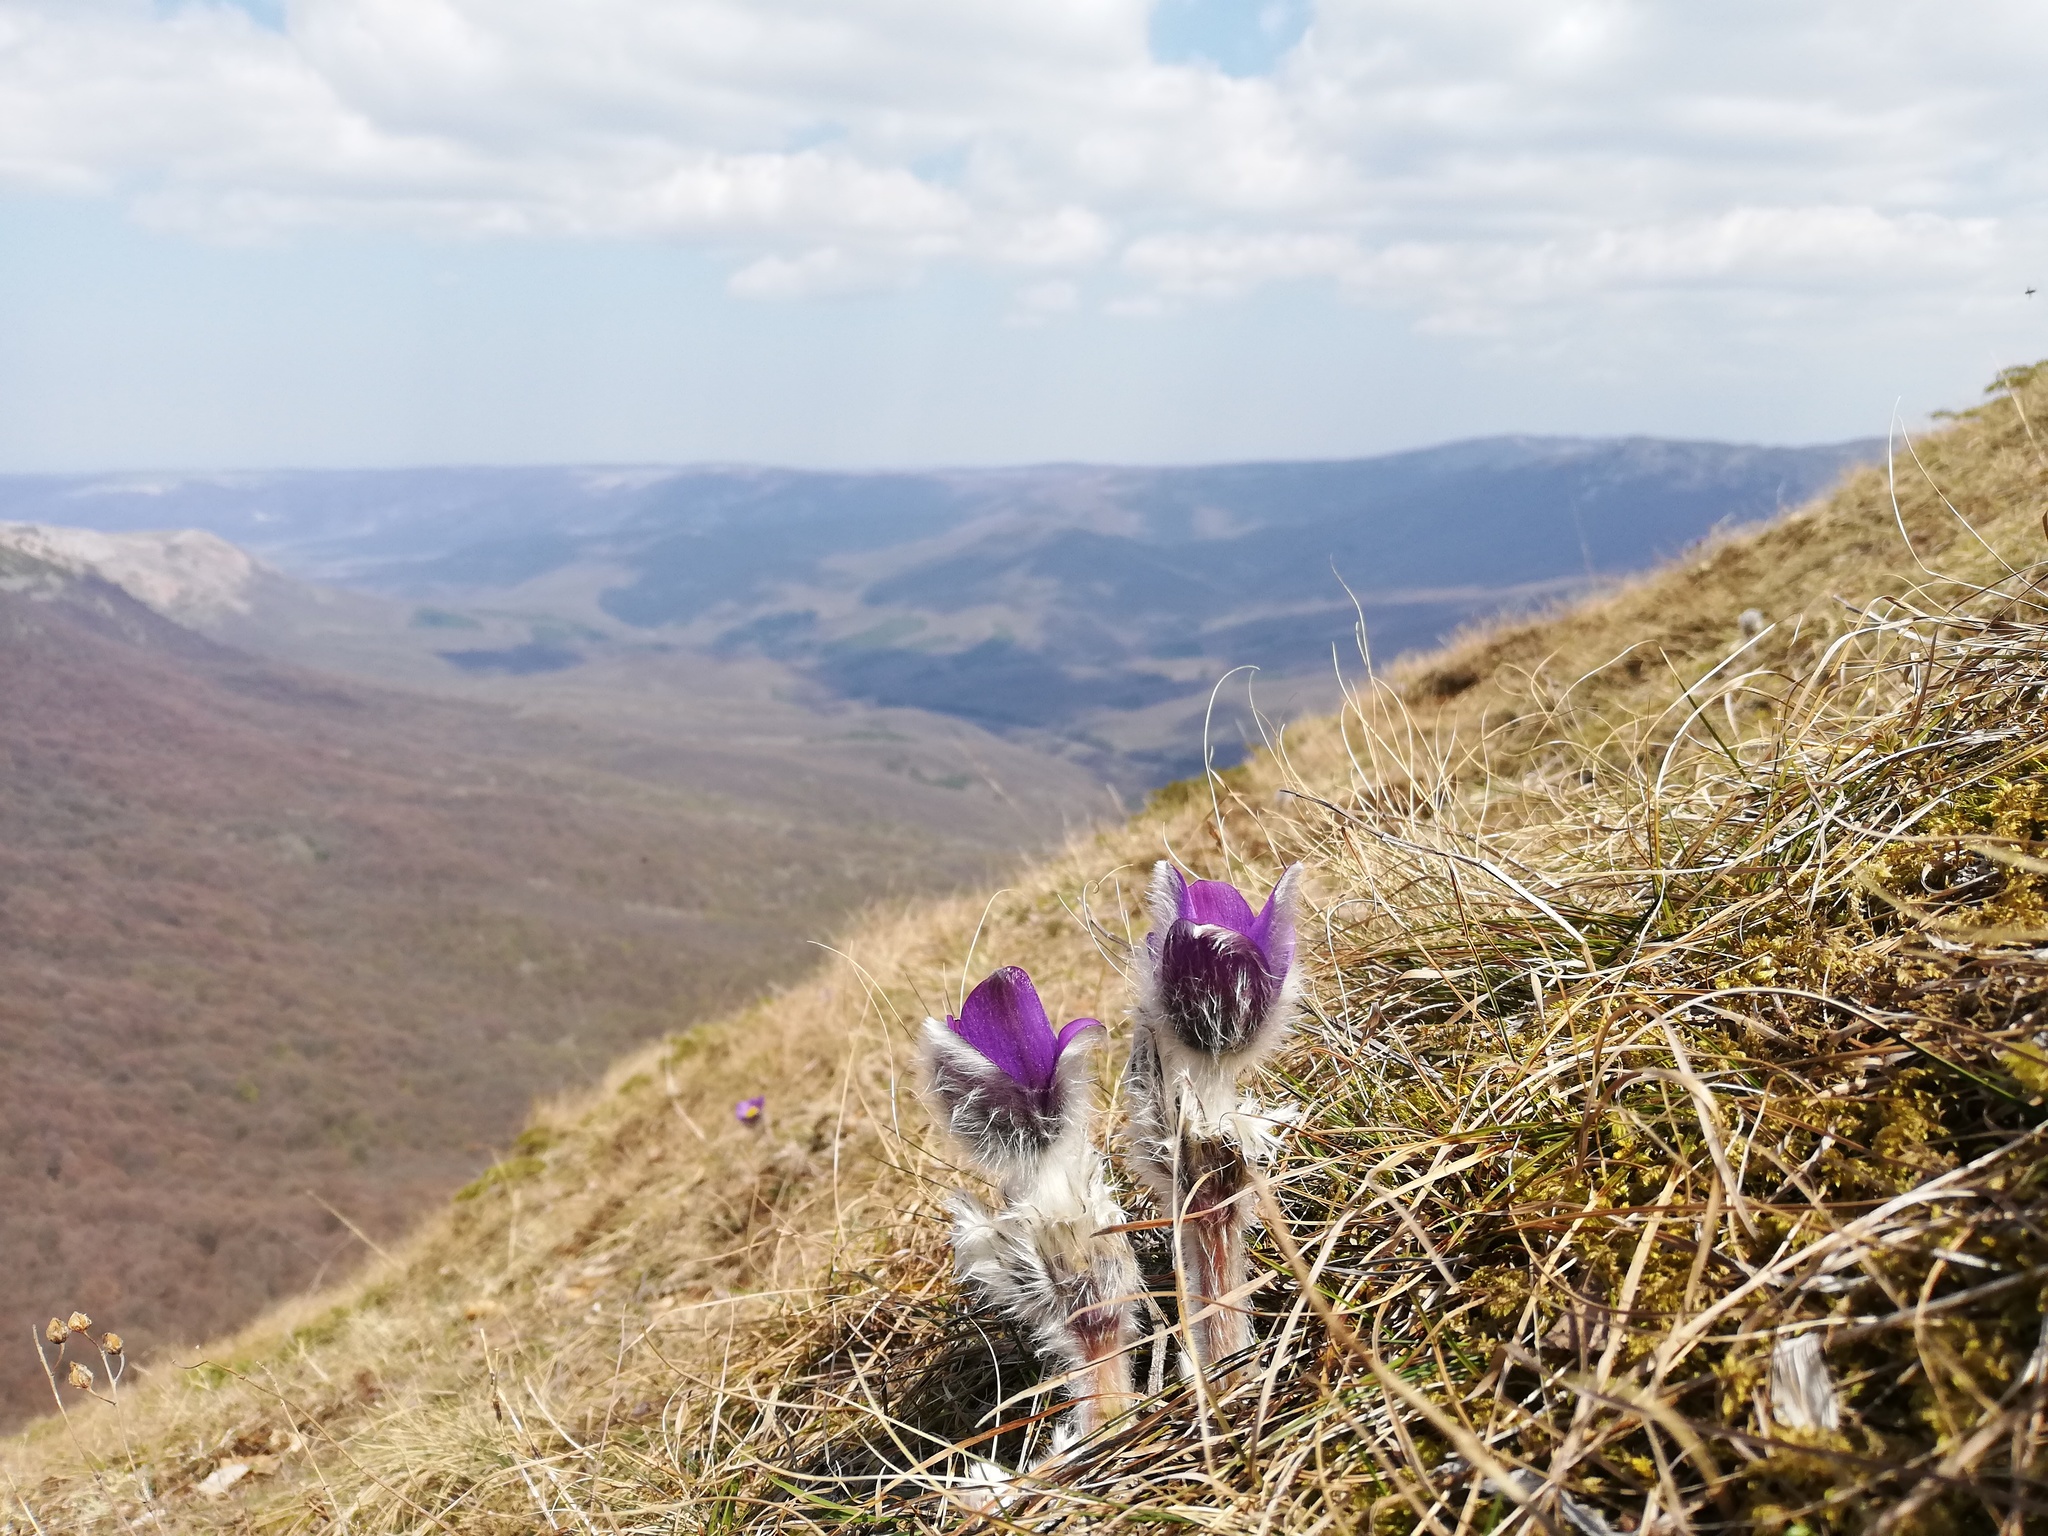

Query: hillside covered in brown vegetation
[[9, 365, 2048, 1533], [0, 550, 1091, 1428]]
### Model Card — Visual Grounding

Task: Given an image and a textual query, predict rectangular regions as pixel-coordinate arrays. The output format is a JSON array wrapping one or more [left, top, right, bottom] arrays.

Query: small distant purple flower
[[922, 966, 1101, 1175], [735, 1095, 766, 1126], [1148, 865, 1300, 1057]]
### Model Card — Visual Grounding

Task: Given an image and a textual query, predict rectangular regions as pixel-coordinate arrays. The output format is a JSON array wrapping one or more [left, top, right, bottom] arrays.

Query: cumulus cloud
[[0, 0, 2041, 327]]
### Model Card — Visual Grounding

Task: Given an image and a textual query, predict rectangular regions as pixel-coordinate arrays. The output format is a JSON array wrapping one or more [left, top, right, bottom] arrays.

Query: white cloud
[[1123, 230, 1356, 297], [729, 244, 912, 299], [0, 0, 2043, 336], [1005, 278, 1080, 326]]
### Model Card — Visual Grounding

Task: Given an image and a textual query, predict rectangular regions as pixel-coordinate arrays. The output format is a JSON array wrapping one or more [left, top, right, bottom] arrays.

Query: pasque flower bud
[[922, 967, 1141, 1441], [1124, 862, 1301, 1376]]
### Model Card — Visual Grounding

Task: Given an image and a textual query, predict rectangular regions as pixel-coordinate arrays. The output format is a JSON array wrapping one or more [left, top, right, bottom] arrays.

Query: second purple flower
[[920, 965, 1140, 1446], [1125, 860, 1302, 1378], [921, 965, 1102, 1182]]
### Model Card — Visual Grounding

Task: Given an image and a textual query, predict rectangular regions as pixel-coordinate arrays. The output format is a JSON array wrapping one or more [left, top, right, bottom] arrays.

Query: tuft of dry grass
[[9, 364, 2048, 1532]]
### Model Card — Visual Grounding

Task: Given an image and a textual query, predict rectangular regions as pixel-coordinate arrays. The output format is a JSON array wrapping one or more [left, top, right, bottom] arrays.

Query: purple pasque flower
[[734, 1095, 766, 1126], [1146, 863, 1301, 1058], [927, 966, 1138, 1440], [1126, 862, 1302, 1378], [921, 966, 1102, 1183]]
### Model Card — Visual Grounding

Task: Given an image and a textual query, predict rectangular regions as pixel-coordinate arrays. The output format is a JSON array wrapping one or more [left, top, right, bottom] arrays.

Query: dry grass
[[9, 366, 2048, 1533]]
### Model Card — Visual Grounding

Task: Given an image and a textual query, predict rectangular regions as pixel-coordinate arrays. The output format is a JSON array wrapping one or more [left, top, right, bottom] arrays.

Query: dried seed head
[[100, 1332, 124, 1356], [67, 1312, 92, 1333], [45, 1317, 69, 1344], [66, 1362, 93, 1390]]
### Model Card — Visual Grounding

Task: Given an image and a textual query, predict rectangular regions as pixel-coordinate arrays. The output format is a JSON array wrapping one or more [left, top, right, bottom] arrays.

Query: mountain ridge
[[0, 433, 1882, 786]]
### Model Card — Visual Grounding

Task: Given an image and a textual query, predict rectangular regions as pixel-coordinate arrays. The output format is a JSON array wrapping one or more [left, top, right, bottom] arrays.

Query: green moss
[[1143, 763, 1253, 817], [290, 1304, 353, 1351], [1466, 1265, 1530, 1323], [453, 1155, 546, 1202], [2002, 1045, 2048, 1094]]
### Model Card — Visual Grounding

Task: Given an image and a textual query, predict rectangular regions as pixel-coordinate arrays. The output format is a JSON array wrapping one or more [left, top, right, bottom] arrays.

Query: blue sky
[[1150, 0, 1311, 77], [1, 1, 2044, 471], [215, 0, 283, 24]]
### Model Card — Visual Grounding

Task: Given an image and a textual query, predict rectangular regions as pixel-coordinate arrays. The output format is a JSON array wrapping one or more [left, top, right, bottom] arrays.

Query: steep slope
[[0, 520, 417, 670], [2, 377, 2037, 1531], [0, 524, 269, 627], [0, 548, 1096, 1430]]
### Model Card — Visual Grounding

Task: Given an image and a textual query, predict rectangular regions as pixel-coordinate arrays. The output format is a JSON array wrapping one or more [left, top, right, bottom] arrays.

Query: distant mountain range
[[0, 436, 1882, 784]]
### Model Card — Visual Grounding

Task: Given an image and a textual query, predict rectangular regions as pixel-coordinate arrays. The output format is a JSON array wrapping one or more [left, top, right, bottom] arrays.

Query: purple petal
[[924, 1026, 1066, 1159], [1247, 869, 1298, 974], [1179, 877, 1258, 934], [1157, 921, 1281, 1056], [950, 966, 1059, 1093], [1055, 1016, 1102, 1056]]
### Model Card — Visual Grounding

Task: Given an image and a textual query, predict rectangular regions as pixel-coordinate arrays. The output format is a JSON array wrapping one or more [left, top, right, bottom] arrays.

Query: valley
[[0, 543, 1093, 1425], [0, 435, 1878, 787]]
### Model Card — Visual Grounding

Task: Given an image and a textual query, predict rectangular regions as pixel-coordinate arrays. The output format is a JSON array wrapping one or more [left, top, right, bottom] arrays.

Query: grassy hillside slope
[[8, 368, 2048, 1533], [0, 556, 1088, 1431]]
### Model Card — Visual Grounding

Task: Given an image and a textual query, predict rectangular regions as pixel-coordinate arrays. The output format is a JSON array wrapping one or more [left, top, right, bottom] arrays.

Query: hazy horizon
[[0, 424, 1889, 482]]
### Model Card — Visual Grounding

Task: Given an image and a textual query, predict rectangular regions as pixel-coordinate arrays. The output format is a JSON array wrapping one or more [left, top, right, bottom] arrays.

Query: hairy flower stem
[[1004, 1225, 1142, 1444], [1172, 1133, 1253, 1377], [1066, 1291, 1138, 1435], [1018, 1201, 1141, 1434], [947, 1190, 1141, 1441]]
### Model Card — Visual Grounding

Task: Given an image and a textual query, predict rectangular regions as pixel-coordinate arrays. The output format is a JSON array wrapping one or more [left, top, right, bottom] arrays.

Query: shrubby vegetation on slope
[[7, 368, 2048, 1532]]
